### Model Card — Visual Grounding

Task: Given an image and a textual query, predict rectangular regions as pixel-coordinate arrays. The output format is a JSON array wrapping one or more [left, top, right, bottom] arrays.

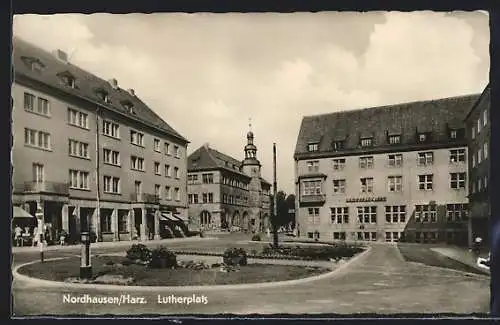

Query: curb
[[12, 247, 372, 292], [429, 248, 490, 277]]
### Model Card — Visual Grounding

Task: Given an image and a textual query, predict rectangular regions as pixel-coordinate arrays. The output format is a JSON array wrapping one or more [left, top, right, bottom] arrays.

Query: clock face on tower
[[252, 167, 257, 175]]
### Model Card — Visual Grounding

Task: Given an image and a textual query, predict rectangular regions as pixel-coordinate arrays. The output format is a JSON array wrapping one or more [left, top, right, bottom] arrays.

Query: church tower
[[242, 119, 263, 230]]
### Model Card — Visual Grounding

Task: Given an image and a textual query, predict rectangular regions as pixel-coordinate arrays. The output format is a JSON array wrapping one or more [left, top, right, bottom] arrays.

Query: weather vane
[[249, 117, 252, 131]]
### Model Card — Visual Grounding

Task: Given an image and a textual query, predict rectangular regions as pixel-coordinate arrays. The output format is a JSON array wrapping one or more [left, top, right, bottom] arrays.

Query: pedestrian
[[14, 225, 22, 247], [474, 236, 483, 256]]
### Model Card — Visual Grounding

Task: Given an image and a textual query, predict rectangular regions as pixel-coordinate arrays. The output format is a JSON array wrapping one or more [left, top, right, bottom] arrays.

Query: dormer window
[[449, 130, 457, 140], [57, 71, 76, 89], [388, 135, 401, 145], [21, 56, 45, 73], [360, 137, 373, 148], [332, 141, 344, 151], [308, 143, 319, 152], [121, 100, 135, 114], [418, 133, 430, 143], [95, 88, 110, 103]]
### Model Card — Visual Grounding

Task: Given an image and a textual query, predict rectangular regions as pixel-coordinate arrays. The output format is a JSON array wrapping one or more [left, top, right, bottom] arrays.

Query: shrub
[[199, 231, 205, 238], [251, 234, 261, 241], [223, 247, 248, 266], [126, 244, 152, 262], [121, 259, 134, 266], [148, 246, 177, 269]]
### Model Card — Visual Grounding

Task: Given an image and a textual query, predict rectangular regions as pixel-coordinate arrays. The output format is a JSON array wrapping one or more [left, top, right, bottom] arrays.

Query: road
[[12, 234, 490, 316]]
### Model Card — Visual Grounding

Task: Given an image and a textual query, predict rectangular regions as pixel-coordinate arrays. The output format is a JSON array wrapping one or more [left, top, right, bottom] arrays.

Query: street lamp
[[80, 231, 92, 279], [35, 203, 44, 263]]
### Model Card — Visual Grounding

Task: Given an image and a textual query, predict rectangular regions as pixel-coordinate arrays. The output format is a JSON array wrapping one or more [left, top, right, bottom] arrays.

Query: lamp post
[[80, 231, 92, 279], [35, 203, 44, 263]]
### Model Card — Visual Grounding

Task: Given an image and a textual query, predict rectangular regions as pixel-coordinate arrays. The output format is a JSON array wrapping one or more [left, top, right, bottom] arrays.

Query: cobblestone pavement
[[12, 237, 490, 316]]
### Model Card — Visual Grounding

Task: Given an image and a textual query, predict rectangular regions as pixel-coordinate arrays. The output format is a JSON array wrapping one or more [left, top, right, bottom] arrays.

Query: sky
[[13, 11, 490, 195]]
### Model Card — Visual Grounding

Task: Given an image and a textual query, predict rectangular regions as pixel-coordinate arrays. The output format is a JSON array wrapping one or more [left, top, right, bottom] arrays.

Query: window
[[385, 205, 406, 223], [154, 184, 161, 198], [307, 208, 320, 224], [208, 193, 214, 203], [24, 128, 51, 150], [134, 181, 142, 195], [484, 175, 488, 189], [388, 154, 403, 167], [174, 145, 180, 158], [417, 152, 434, 166], [69, 170, 89, 190], [330, 207, 349, 224], [478, 178, 483, 191], [24, 93, 35, 111], [165, 186, 172, 200], [61, 74, 76, 88], [303, 180, 322, 195], [360, 138, 373, 147], [164, 142, 170, 155], [153, 139, 161, 152], [360, 178, 373, 193], [446, 204, 468, 222], [418, 133, 427, 143], [101, 214, 111, 233], [471, 126, 476, 139], [389, 135, 401, 144], [307, 161, 320, 173], [483, 109, 488, 127], [333, 179, 346, 194], [449, 130, 457, 139], [483, 142, 488, 160], [477, 118, 482, 134], [387, 176, 403, 192], [154, 162, 161, 175], [68, 139, 89, 159], [450, 173, 466, 189], [32, 163, 44, 182], [118, 214, 127, 233], [202, 173, 214, 184], [359, 156, 374, 169], [188, 174, 198, 184], [449, 149, 466, 163], [165, 165, 171, 177], [103, 149, 120, 166], [174, 167, 179, 179], [24, 93, 50, 116], [385, 232, 392, 242], [357, 206, 377, 224], [67, 108, 89, 129], [370, 232, 377, 241], [130, 130, 144, 146], [102, 120, 119, 138], [130, 156, 144, 171], [333, 232, 346, 240], [415, 205, 437, 223], [418, 174, 433, 190], [103, 176, 120, 194], [478, 148, 483, 164], [472, 154, 476, 168], [174, 188, 180, 201], [333, 158, 346, 171], [308, 143, 319, 152], [332, 141, 344, 151]]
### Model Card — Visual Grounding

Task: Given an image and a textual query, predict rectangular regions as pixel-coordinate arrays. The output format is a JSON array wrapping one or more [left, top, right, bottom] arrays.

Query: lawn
[[396, 244, 486, 275], [17, 256, 330, 286]]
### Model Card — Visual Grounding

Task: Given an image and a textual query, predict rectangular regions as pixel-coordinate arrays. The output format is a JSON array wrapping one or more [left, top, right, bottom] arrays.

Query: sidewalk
[[11, 236, 218, 253], [431, 246, 490, 275]]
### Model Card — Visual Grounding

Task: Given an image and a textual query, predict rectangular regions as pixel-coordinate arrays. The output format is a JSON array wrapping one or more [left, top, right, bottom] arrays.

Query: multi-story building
[[187, 130, 271, 232], [294, 94, 480, 245], [464, 85, 490, 247], [11, 37, 189, 243]]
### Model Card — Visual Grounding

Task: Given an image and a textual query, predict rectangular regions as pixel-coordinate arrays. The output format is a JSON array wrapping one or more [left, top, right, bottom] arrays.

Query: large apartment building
[[11, 37, 189, 243], [465, 85, 490, 247], [294, 94, 480, 245], [186, 130, 272, 232]]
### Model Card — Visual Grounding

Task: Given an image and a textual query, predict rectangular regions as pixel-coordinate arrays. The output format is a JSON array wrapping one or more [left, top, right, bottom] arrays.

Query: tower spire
[[249, 117, 252, 132]]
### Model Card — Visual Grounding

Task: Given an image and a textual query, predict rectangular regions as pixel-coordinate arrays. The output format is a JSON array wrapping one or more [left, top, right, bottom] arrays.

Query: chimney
[[203, 142, 209, 149], [52, 49, 68, 63], [108, 78, 118, 89], [127, 88, 135, 96]]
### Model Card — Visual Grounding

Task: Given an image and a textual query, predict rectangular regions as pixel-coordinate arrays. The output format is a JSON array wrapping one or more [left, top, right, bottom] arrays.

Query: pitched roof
[[188, 144, 272, 184], [295, 94, 480, 157], [12, 36, 188, 144], [465, 84, 490, 121]]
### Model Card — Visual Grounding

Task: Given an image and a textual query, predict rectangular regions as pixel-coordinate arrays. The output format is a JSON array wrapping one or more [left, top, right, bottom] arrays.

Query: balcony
[[20, 181, 69, 195], [130, 193, 160, 204], [299, 194, 326, 207]]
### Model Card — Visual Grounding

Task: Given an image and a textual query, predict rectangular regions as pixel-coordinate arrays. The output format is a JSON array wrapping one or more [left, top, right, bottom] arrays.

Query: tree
[[270, 191, 293, 228]]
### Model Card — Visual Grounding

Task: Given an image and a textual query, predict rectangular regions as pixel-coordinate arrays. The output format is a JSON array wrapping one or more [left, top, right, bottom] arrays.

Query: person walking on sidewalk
[[474, 236, 483, 256]]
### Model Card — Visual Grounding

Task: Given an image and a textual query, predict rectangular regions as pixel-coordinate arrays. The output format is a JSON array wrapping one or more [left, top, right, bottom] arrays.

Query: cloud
[[13, 12, 489, 194]]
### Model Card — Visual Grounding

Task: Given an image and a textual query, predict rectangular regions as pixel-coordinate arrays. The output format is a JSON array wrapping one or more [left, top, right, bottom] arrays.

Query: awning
[[13, 206, 35, 219], [161, 213, 174, 221]]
